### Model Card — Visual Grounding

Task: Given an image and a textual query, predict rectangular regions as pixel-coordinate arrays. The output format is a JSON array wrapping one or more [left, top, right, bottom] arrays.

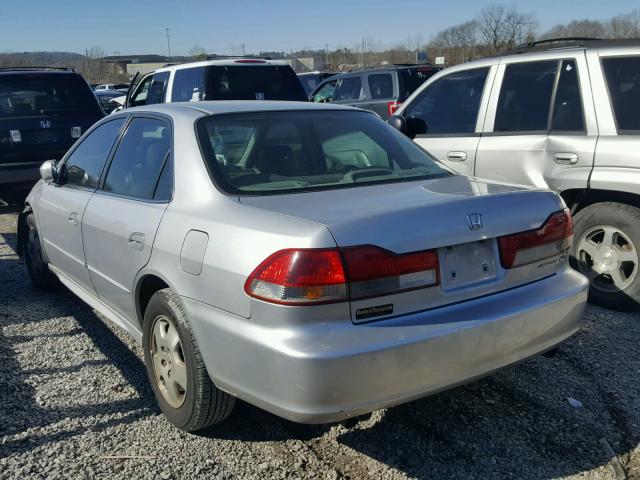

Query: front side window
[[311, 81, 336, 103], [171, 67, 206, 102], [129, 75, 153, 107], [61, 118, 126, 188], [197, 110, 449, 195], [368, 73, 393, 99], [404, 68, 488, 135], [103, 117, 171, 200], [334, 76, 363, 101], [495, 61, 557, 133], [602, 56, 640, 133]]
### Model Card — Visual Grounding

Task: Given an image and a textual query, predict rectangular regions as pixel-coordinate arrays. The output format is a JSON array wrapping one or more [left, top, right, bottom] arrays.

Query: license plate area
[[439, 240, 497, 290]]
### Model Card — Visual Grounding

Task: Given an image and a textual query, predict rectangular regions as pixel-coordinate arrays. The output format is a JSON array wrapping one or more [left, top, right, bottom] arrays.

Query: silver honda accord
[[18, 101, 588, 432]]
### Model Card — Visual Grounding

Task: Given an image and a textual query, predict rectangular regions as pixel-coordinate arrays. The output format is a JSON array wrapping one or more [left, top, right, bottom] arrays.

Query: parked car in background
[[19, 100, 587, 432], [94, 89, 125, 114], [309, 65, 440, 118], [297, 71, 337, 95], [95, 83, 129, 91], [113, 59, 307, 110], [391, 38, 640, 310], [0, 67, 104, 185]]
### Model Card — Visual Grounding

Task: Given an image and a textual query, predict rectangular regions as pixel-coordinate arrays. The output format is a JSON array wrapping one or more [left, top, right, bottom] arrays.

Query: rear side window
[[551, 60, 584, 132], [404, 68, 488, 135], [203, 65, 307, 101], [62, 118, 126, 189], [495, 61, 557, 133], [368, 73, 393, 99], [334, 76, 362, 101], [103, 117, 172, 200], [171, 67, 206, 102], [0, 74, 99, 117], [602, 56, 640, 133]]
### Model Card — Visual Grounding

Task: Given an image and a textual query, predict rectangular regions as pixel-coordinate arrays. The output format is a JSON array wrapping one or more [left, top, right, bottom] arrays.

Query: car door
[[36, 117, 127, 292], [127, 73, 154, 108], [310, 79, 337, 103], [363, 72, 396, 118], [474, 53, 598, 190], [81, 115, 172, 322], [401, 66, 495, 176]]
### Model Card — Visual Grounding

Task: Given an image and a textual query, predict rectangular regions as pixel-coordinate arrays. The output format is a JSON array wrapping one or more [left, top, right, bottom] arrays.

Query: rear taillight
[[245, 246, 439, 305], [498, 210, 573, 269], [387, 101, 402, 116], [342, 245, 438, 299], [244, 249, 347, 305]]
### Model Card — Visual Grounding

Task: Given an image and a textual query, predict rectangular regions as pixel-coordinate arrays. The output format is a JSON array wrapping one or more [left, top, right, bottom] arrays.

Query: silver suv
[[392, 39, 640, 311]]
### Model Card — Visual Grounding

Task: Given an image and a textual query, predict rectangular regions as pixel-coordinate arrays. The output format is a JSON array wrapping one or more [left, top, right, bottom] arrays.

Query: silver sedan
[[18, 101, 589, 431]]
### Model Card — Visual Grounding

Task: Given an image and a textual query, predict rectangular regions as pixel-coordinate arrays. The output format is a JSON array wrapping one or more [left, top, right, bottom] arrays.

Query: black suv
[[309, 65, 441, 118], [0, 67, 104, 185]]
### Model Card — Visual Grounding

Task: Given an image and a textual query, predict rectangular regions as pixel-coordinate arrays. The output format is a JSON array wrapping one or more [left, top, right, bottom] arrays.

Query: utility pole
[[361, 39, 365, 68], [242, 44, 245, 56], [325, 43, 328, 66], [165, 27, 171, 58]]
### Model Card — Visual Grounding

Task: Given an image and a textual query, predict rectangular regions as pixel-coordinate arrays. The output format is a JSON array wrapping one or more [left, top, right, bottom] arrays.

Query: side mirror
[[39, 160, 57, 183], [388, 115, 427, 139]]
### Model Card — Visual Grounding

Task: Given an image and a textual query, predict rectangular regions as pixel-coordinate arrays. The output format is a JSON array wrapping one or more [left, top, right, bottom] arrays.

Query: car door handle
[[68, 212, 79, 226], [128, 233, 145, 251], [553, 152, 578, 165], [446, 151, 467, 162]]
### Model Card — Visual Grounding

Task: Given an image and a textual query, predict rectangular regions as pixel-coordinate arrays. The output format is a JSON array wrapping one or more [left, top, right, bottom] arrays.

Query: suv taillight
[[498, 210, 573, 269], [244, 246, 439, 305], [387, 101, 402, 117]]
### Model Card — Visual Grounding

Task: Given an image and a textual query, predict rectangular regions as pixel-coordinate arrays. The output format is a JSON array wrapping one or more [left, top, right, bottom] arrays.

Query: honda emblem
[[467, 213, 483, 230]]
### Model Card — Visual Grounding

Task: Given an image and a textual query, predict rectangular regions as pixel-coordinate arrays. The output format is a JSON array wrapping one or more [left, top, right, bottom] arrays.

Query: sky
[[0, 0, 636, 56]]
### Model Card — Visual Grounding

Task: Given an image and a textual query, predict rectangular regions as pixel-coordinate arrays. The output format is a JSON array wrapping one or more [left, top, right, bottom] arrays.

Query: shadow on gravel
[[0, 236, 158, 457]]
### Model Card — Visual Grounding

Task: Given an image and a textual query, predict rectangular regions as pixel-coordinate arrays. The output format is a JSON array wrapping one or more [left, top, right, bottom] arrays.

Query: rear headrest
[[258, 144, 297, 176]]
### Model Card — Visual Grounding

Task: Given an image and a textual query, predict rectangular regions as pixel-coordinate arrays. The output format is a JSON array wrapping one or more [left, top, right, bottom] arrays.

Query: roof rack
[[0, 66, 75, 72], [524, 37, 602, 48]]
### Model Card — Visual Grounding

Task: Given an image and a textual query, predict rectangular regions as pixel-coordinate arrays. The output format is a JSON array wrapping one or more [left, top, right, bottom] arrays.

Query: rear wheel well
[[137, 275, 169, 327], [561, 189, 640, 215]]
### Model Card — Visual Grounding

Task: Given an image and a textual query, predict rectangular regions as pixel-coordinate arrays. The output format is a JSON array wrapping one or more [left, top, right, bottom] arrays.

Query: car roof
[[123, 100, 362, 117], [155, 59, 289, 73], [492, 38, 640, 58]]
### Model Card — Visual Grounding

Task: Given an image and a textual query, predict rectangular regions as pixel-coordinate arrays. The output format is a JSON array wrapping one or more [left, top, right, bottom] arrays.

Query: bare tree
[[543, 20, 606, 39], [478, 5, 536, 51], [86, 46, 105, 59], [607, 9, 640, 38]]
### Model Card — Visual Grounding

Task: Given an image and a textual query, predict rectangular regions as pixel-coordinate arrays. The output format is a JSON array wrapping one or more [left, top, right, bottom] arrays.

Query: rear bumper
[[183, 267, 588, 423]]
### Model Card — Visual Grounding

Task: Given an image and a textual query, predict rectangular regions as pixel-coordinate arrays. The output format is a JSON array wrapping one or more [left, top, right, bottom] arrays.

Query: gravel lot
[[0, 189, 639, 480]]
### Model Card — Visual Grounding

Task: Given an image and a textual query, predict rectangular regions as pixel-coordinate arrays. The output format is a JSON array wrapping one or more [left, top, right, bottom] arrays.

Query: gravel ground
[[0, 192, 639, 479]]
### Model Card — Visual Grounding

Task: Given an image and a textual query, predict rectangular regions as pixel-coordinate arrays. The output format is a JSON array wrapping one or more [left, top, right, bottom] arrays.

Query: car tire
[[570, 202, 640, 311], [23, 213, 58, 290], [142, 288, 235, 431]]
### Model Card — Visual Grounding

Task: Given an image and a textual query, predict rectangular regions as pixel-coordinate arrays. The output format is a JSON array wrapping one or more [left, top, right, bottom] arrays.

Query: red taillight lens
[[387, 101, 402, 117], [245, 246, 440, 305], [342, 245, 438, 299], [244, 249, 347, 305], [498, 210, 573, 269]]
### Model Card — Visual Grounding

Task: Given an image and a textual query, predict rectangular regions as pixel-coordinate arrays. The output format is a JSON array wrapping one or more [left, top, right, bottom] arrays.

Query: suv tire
[[143, 289, 235, 431], [571, 202, 640, 311]]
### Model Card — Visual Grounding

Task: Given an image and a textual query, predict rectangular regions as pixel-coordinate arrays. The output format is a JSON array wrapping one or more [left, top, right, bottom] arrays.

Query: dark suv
[[309, 65, 441, 118], [0, 67, 104, 185]]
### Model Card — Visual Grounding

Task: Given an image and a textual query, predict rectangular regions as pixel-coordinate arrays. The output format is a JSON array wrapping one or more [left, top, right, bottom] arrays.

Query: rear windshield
[[206, 65, 307, 101], [399, 67, 440, 98], [0, 74, 99, 117], [197, 110, 449, 195]]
